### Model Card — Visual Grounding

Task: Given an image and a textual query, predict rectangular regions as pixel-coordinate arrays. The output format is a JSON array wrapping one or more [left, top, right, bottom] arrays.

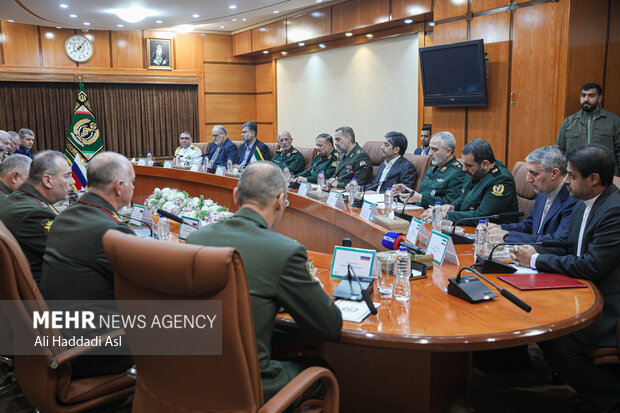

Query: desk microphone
[[448, 266, 532, 312], [442, 212, 524, 245], [381, 232, 425, 255], [329, 171, 354, 188], [120, 215, 154, 238], [474, 240, 576, 273], [156, 208, 184, 224], [347, 264, 377, 315]]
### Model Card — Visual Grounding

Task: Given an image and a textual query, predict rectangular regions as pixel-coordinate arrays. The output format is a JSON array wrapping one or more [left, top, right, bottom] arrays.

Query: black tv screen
[[419, 39, 488, 107]]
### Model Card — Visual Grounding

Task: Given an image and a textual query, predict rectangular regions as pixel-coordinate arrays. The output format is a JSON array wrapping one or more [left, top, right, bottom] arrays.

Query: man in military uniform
[[295, 133, 338, 183], [421, 138, 518, 225], [394, 131, 465, 208], [187, 162, 342, 403], [0, 154, 31, 201], [40, 152, 136, 378], [0, 151, 73, 283], [556, 82, 620, 176], [174, 131, 203, 165], [326, 126, 373, 189], [205, 125, 238, 169], [272, 131, 305, 175], [0, 130, 11, 159]]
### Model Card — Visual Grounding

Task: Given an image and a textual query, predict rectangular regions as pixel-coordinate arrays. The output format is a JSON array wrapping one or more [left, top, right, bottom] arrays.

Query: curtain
[[0, 81, 198, 157]]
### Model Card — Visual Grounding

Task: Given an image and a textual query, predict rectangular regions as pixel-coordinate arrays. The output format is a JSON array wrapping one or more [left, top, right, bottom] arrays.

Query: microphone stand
[[121, 214, 154, 238], [347, 264, 377, 315], [472, 242, 518, 274]]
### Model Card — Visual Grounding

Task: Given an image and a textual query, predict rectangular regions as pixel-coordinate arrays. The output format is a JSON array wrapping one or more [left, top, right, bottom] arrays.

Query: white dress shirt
[[537, 182, 564, 232]]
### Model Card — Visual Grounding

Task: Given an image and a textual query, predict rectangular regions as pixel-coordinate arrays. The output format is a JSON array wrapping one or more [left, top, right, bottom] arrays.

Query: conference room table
[[133, 165, 602, 412]]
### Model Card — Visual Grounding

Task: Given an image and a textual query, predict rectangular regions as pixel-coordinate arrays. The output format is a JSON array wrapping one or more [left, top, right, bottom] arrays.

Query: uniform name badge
[[427, 230, 459, 266], [405, 217, 428, 246], [137, 158, 148, 166], [430, 189, 436, 196], [129, 204, 146, 227], [298, 182, 312, 197], [215, 165, 226, 176], [326, 189, 346, 209], [359, 200, 378, 222], [179, 216, 201, 241], [163, 160, 173, 168]]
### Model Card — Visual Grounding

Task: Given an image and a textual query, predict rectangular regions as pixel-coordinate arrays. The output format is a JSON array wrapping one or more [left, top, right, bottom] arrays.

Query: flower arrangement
[[145, 187, 233, 225]]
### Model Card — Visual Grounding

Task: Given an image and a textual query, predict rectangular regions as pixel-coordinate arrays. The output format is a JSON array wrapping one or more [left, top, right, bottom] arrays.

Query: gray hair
[[237, 161, 286, 208], [19, 128, 34, 139], [213, 125, 227, 135], [0, 130, 9, 142], [525, 146, 567, 175], [27, 151, 66, 184], [432, 131, 456, 153], [0, 154, 32, 177], [87, 152, 132, 190]]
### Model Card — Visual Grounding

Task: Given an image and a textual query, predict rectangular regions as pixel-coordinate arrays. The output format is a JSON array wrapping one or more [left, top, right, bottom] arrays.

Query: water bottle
[[157, 217, 170, 241], [226, 159, 233, 172], [283, 167, 291, 187], [147, 152, 153, 166], [349, 178, 359, 208], [203, 156, 210, 170], [432, 202, 442, 231], [317, 171, 325, 190], [475, 219, 488, 258], [394, 246, 411, 301], [384, 187, 393, 215]]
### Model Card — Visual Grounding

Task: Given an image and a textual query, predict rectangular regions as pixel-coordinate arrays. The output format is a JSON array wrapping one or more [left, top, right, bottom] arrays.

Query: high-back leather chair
[[362, 141, 384, 179], [512, 161, 536, 219], [193, 141, 209, 154], [403, 154, 432, 192], [586, 319, 620, 366], [297, 147, 318, 170], [103, 230, 339, 413], [614, 175, 620, 189], [0, 221, 135, 412]]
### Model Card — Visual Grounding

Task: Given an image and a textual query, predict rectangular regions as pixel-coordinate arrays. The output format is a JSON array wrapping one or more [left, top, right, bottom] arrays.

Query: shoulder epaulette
[[292, 149, 298, 154], [334, 152, 340, 158], [452, 160, 462, 169], [491, 167, 500, 176]]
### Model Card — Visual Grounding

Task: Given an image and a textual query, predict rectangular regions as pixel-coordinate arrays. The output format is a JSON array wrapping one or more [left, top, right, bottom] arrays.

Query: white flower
[[203, 199, 214, 207]]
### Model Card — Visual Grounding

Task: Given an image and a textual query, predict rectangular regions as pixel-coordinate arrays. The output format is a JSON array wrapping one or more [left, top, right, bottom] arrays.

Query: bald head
[[237, 161, 286, 208], [0, 154, 31, 192], [87, 152, 133, 191]]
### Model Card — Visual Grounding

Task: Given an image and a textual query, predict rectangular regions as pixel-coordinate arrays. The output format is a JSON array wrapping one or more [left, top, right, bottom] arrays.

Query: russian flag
[[360, 256, 371, 261], [71, 153, 88, 190]]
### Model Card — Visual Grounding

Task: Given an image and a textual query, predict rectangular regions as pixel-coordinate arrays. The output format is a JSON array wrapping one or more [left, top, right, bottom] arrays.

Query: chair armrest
[[258, 366, 339, 413], [47, 329, 125, 369]]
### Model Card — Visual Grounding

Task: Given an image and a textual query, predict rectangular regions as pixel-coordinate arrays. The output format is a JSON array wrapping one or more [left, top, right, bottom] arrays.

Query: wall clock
[[65, 35, 93, 63]]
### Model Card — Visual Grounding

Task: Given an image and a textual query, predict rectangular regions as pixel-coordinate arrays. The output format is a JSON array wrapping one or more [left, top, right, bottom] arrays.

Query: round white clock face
[[65, 35, 93, 63]]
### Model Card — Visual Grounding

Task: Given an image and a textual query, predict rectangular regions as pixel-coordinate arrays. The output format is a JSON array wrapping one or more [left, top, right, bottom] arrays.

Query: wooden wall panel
[[508, 2, 561, 167], [111, 30, 143, 69], [232, 31, 252, 56], [204, 63, 255, 93], [332, 0, 390, 34], [287, 8, 332, 44], [256, 93, 274, 123], [562, 0, 609, 117], [175, 33, 204, 71], [206, 123, 244, 141], [468, 13, 510, 162], [605, 0, 620, 116], [204, 94, 256, 123], [252, 21, 287, 51], [79, 31, 112, 69], [432, 20, 467, 45], [256, 62, 273, 93], [258, 123, 275, 142], [392, 0, 431, 21], [1, 22, 40, 66], [433, 0, 468, 22], [471, 0, 509, 14], [40, 28, 75, 68]]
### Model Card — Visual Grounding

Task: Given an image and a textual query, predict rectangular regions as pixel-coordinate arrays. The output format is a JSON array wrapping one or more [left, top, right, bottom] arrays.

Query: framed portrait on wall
[[147, 38, 173, 70]]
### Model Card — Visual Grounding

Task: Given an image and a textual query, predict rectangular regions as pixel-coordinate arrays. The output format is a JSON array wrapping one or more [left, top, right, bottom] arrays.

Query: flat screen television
[[419, 39, 488, 107]]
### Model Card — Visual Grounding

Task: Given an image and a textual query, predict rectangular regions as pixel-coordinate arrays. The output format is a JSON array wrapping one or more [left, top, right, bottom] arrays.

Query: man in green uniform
[[187, 161, 342, 403], [422, 138, 519, 226], [0, 151, 73, 283], [271, 130, 305, 175], [40, 152, 136, 378], [0, 154, 31, 201], [326, 126, 373, 189], [295, 133, 338, 183], [394, 131, 465, 207], [555, 82, 620, 176]]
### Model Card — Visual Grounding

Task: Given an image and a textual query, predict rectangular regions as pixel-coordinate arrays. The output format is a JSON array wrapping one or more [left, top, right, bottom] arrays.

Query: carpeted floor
[[0, 345, 598, 412]]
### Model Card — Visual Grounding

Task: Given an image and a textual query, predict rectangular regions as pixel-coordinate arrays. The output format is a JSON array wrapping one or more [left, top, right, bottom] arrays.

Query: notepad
[[498, 273, 587, 291], [335, 300, 381, 323]]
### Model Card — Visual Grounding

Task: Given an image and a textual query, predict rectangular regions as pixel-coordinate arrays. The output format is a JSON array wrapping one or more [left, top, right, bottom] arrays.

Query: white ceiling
[[0, 0, 337, 33]]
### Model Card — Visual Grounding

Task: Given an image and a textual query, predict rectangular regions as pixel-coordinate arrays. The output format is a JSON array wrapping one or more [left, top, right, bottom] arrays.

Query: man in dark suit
[[205, 125, 238, 169], [187, 161, 342, 403], [358, 131, 417, 194], [235, 121, 271, 168], [488, 146, 577, 243], [413, 124, 432, 155], [511, 144, 620, 412], [15, 128, 35, 159]]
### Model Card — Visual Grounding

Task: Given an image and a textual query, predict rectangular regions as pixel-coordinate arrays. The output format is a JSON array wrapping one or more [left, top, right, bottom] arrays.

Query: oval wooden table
[[133, 166, 602, 413]]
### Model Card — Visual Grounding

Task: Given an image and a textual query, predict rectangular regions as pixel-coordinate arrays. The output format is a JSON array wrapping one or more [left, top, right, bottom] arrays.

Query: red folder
[[498, 273, 587, 291]]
